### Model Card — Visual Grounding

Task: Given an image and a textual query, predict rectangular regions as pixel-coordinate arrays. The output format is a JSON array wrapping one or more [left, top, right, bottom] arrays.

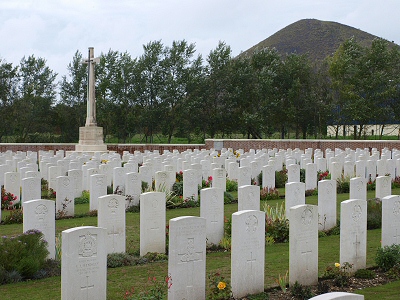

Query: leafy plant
[[300, 168, 305, 183], [354, 268, 375, 279], [0, 230, 49, 283], [207, 271, 232, 300], [172, 182, 183, 197], [74, 190, 90, 204], [3, 209, 23, 224], [336, 175, 350, 194], [56, 198, 73, 219], [318, 171, 330, 181], [322, 262, 353, 287], [124, 274, 172, 300], [223, 191, 234, 204], [226, 178, 238, 192], [1, 188, 17, 209], [276, 270, 289, 292], [264, 202, 289, 243], [290, 281, 314, 299], [260, 187, 280, 200], [275, 169, 287, 188], [375, 244, 400, 271]]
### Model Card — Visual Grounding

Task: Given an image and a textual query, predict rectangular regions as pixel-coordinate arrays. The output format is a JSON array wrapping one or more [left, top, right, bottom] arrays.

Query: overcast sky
[[1, 0, 399, 80]]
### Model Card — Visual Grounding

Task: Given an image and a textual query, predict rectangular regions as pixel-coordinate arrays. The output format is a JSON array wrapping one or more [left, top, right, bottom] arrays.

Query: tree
[[329, 38, 400, 139], [160, 40, 203, 143], [0, 59, 19, 141], [14, 55, 57, 142], [136, 41, 166, 143], [58, 50, 87, 142]]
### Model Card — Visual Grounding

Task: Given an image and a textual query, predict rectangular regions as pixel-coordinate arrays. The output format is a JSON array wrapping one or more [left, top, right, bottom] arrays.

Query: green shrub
[[322, 262, 352, 287], [290, 281, 314, 299], [257, 172, 262, 186], [0, 230, 49, 283], [74, 190, 90, 204], [223, 191, 234, 204], [336, 175, 350, 194], [300, 168, 305, 183], [207, 271, 232, 300], [367, 180, 376, 191], [226, 178, 238, 192], [392, 176, 400, 189], [264, 202, 289, 243], [172, 182, 183, 197], [3, 209, 23, 224], [354, 268, 375, 279], [275, 170, 287, 188], [375, 244, 400, 271], [260, 187, 280, 200], [107, 253, 136, 268], [367, 199, 382, 229]]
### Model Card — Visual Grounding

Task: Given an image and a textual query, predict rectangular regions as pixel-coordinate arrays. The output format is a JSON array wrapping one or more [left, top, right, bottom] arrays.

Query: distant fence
[[0, 139, 399, 155]]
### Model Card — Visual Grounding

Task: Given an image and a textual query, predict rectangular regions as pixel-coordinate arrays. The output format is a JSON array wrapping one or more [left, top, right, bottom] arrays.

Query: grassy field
[[0, 189, 399, 299]]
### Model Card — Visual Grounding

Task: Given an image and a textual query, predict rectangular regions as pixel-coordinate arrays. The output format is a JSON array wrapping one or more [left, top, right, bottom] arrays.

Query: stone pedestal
[[75, 126, 107, 152]]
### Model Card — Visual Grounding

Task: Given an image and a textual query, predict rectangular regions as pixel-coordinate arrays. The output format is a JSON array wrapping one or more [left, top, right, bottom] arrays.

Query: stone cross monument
[[75, 47, 107, 152]]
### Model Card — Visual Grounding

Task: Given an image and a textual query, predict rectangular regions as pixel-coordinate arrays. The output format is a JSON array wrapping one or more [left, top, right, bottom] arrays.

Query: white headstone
[[349, 177, 367, 201], [375, 175, 391, 200], [285, 182, 305, 216], [200, 188, 224, 245], [318, 180, 337, 231], [287, 164, 300, 183], [68, 169, 83, 198], [340, 199, 367, 271], [262, 164, 275, 189], [238, 166, 251, 188], [23, 199, 56, 259], [168, 216, 206, 300], [309, 292, 364, 299], [89, 174, 107, 211], [98, 195, 126, 254], [125, 172, 141, 207], [212, 168, 226, 192], [289, 204, 318, 286], [4, 172, 20, 206], [305, 163, 317, 190], [381, 195, 400, 247], [231, 210, 265, 298], [140, 192, 166, 255], [238, 185, 260, 211], [21, 177, 41, 203], [61, 226, 107, 300], [183, 169, 198, 201], [56, 176, 75, 217]]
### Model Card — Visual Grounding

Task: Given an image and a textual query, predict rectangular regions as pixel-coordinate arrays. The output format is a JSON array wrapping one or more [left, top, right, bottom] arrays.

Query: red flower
[[208, 176, 213, 181], [3, 196, 8, 201]]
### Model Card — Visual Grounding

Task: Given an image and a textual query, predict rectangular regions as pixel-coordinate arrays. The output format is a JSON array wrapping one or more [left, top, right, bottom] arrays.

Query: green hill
[[240, 19, 397, 61]]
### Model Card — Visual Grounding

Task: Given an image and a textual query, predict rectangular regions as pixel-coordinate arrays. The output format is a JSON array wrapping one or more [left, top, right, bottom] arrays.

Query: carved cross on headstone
[[81, 275, 95, 299], [247, 251, 257, 273], [83, 47, 100, 127]]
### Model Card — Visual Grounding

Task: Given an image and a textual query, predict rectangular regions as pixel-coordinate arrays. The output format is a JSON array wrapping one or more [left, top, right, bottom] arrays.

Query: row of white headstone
[[22, 186, 399, 299], [3, 146, 400, 299]]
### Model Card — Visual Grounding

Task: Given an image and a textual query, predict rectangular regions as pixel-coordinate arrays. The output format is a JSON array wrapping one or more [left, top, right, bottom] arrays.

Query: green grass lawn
[[0, 189, 399, 299]]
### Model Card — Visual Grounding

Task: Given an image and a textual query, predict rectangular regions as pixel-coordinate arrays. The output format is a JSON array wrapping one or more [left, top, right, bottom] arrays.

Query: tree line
[[0, 38, 399, 143]]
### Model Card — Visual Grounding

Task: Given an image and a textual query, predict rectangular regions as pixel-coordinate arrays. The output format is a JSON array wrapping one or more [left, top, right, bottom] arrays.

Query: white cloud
[[0, 0, 399, 80]]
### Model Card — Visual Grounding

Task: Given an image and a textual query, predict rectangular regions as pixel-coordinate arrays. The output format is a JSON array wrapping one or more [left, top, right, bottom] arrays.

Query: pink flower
[[208, 176, 213, 181]]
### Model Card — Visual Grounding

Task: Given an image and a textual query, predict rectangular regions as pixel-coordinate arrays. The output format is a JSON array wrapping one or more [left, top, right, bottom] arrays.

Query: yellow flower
[[217, 281, 226, 290], [335, 263, 340, 268]]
